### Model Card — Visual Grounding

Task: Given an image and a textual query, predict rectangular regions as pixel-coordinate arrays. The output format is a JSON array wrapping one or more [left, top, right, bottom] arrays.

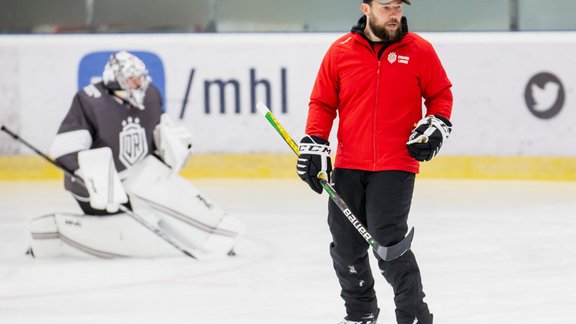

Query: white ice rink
[[1, 178, 575, 324]]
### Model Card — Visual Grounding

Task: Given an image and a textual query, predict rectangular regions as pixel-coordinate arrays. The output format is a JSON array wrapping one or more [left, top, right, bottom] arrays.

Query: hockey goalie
[[28, 50, 244, 258]]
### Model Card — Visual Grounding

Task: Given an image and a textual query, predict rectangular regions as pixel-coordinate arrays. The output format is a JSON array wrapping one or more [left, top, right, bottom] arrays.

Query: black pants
[[328, 169, 432, 324]]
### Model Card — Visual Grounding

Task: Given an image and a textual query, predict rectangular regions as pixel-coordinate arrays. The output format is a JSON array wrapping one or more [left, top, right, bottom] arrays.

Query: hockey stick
[[0, 125, 198, 259], [256, 102, 414, 261]]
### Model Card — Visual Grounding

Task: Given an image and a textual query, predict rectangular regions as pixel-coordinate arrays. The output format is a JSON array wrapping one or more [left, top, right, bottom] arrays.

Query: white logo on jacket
[[119, 117, 148, 168], [388, 52, 397, 64], [388, 51, 410, 64]]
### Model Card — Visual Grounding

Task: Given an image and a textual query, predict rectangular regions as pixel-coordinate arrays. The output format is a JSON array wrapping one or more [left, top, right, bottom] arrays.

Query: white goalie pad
[[28, 212, 181, 258], [153, 114, 194, 172], [123, 155, 245, 255], [78, 147, 128, 213]]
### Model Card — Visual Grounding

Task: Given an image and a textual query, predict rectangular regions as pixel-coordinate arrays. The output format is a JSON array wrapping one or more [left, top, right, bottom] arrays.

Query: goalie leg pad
[[124, 155, 245, 255], [29, 214, 66, 258], [199, 215, 246, 254], [29, 213, 182, 258]]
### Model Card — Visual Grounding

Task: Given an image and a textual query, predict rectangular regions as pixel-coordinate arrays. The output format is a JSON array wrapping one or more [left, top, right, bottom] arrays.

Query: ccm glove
[[407, 115, 452, 162], [297, 135, 332, 194]]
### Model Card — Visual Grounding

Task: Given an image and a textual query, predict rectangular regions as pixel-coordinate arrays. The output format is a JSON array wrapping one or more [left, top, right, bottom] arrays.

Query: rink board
[[1, 32, 576, 181], [1, 154, 575, 181]]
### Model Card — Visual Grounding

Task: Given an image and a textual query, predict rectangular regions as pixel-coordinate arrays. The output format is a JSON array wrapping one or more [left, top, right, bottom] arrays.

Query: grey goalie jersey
[[50, 81, 163, 198]]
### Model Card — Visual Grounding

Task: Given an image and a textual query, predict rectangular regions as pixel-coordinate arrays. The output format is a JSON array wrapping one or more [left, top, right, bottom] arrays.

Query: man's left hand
[[407, 115, 452, 162]]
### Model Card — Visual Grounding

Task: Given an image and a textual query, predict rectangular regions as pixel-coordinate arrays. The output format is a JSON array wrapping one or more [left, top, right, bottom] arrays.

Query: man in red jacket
[[297, 1, 453, 323]]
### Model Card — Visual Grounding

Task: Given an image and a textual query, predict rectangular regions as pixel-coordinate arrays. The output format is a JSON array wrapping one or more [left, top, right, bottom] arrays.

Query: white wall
[[0, 32, 574, 157]]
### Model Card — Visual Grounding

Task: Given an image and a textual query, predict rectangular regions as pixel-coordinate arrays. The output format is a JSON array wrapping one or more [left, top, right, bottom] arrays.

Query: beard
[[368, 17, 403, 42]]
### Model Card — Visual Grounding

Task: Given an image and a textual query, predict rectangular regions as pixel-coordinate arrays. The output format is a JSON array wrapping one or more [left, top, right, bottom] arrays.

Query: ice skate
[[336, 319, 376, 324]]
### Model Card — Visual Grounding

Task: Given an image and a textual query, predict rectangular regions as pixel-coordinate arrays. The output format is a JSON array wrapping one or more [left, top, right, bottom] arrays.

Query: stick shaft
[[1, 125, 72, 176], [255, 102, 413, 260]]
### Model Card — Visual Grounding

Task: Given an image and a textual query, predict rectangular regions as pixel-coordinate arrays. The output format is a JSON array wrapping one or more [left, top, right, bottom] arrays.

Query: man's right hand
[[296, 135, 332, 194]]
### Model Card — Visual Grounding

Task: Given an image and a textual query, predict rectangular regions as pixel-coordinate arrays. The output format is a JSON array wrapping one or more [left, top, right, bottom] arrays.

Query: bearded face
[[367, 12, 403, 42]]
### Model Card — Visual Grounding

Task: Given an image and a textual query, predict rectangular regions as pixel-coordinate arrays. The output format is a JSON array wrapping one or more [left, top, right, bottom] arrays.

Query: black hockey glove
[[297, 135, 332, 194], [406, 115, 452, 162]]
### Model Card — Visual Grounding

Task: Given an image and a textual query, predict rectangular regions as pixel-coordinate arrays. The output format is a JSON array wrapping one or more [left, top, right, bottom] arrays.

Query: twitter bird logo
[[531, 81, 560, 112], [525, 72, 564, 119]]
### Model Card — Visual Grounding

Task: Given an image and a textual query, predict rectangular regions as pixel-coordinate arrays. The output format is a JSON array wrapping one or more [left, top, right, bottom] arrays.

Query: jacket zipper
[[373, 44, 390, 171], [373, 59, 381, 171], [372, 43, 405, 171]]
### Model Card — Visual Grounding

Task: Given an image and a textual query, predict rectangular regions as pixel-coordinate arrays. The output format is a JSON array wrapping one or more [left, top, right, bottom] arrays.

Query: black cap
[[371, 0, 411, 5]]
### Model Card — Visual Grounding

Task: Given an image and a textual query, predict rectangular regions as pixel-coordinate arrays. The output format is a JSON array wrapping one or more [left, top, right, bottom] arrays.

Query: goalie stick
[[0, 125, 198, 260], [256, 102, 414, 261]]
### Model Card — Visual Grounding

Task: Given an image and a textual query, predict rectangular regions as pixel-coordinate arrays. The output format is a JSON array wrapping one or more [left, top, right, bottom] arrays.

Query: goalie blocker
[[77, 147, 128, 213], [29, 155, 245, 258]]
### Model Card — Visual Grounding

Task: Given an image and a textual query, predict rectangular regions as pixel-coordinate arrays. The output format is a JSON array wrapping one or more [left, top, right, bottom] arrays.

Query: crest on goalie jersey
[[119, 117, 148, 167]]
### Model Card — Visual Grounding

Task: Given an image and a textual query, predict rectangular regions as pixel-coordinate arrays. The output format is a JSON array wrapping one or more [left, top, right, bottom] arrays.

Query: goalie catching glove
[[406, 115, 452, 162], [153, 114, 194, 172], [297, 135, 332, 194]]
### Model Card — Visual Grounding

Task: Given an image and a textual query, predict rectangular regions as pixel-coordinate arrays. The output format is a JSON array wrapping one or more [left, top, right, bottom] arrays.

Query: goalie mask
[[103, 51, 150, 110]]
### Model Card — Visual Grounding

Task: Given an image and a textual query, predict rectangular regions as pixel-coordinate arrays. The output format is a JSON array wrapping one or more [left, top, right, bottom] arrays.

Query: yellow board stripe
[[418, 156, 576, 181], [0, 156, 64, 180], [0, 154, 575, 181]]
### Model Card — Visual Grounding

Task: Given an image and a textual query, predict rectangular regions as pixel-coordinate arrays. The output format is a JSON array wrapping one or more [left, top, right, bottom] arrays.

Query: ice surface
[[1, 179, 575, 324]]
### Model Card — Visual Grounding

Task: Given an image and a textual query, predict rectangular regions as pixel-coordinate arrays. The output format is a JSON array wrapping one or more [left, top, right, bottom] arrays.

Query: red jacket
[[306, 25, 453, 174]]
